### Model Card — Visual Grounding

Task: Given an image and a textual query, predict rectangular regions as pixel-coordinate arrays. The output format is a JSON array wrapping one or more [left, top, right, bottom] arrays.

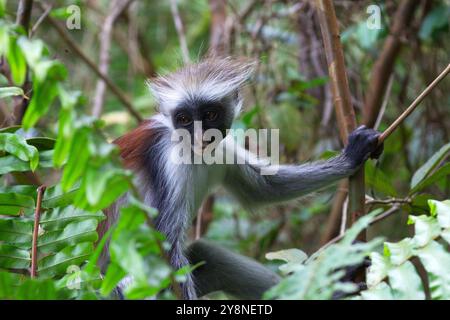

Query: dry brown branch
[[170, 0, 190, 64], [31, 185, 46, 278], [209, 0, 229, 56], [16, 0, 34, 33], [92, 0, 134, 118], [320, 180, 348, 245], [363, 0, 420, 127], [313, 0, 365, 246], [38, 2, 143, 122], [30, 3, 51, 37], [379, 63, 450, 144]]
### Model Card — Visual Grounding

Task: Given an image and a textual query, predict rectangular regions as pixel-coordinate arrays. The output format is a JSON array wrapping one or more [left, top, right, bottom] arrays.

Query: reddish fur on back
[[114, 119, 155, 170], [98, 119, 157, 265]]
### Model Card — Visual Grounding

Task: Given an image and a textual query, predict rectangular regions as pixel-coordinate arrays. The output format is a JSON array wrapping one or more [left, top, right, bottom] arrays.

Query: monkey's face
[[171, 97, 235, 150]]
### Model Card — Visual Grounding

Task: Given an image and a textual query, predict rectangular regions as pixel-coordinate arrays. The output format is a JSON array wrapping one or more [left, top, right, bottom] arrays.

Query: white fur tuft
[[148, 57, 256, 117]]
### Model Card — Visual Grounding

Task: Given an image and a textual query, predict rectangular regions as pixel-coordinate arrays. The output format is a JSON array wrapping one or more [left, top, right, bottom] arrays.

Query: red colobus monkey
[[99, 57, 383, 300]]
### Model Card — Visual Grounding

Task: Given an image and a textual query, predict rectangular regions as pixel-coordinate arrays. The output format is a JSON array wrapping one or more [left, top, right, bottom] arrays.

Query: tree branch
[[16, 0, 34, 33], [31, 185, 46, 278], [379, 63, 450, 143], [38, 2, 143, 122], [92, 0, 134, 118], [170, 0, 190, 64], [313, 0, 365, 243]]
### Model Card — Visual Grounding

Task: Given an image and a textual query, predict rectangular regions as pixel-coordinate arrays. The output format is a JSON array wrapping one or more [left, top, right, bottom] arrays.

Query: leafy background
[[0, 0, 449, 299]]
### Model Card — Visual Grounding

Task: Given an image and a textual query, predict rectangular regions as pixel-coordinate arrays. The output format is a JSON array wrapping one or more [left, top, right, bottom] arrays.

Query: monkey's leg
[[186, 240, 280, 299]]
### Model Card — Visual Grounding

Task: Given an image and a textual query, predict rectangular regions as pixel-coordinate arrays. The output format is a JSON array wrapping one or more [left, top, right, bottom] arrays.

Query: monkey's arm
[[223, 126, 383, 206]]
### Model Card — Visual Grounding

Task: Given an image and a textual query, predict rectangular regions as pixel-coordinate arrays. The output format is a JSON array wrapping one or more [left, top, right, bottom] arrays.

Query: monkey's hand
[[343, 125, 384, 168]]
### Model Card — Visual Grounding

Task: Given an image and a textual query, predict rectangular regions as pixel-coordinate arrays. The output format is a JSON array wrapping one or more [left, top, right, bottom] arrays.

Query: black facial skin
[[172, 97, 235, 147]]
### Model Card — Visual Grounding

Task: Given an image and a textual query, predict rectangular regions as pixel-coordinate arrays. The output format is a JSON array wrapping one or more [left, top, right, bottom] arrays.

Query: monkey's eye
[[176, 114, 192, 126], [204, 111, 218, 121]]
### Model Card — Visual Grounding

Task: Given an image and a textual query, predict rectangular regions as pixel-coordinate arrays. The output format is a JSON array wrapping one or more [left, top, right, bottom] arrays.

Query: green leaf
[[15, 278, 58, 300], [419, 5, 450, 40], [53, 107, 75, 167], [6, 37, 26, 86], [82, 166, 130, 209], [366, 252, 391, 288], [410, 163, 450, 194], [22, 80, 58, 129], [360, 282, 395, 300], [0, 193, 35, 215], [0, 217, 32, 245], [0, 133, 39, 171], [61, 126, 91, 191], [38, 242, 94, 278], [37, 219, 99, 253], [0, 125, 21, 134], [415, 241, 450, 300], [0, 150, 53, 175], [26, 137, 55, 151], [40, 206, 104, 231], [410, 143, 450, 192], [266, 248, 308, 275], [100, 262, 126, 296], [17, 37, 46, 69], [387, 261, 425, 300], [42, 184, 78, 208], [0, 244, 30, 268], [0, 86, 25, 99], [0, 0, 5, 18], [428, 200, 450, 229], [384, 238, 415, 265], [409, 215, 441, 247]]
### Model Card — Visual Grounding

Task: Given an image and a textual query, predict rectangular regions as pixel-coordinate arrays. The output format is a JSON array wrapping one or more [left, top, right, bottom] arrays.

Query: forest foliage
[[0, 0, 449, 300]]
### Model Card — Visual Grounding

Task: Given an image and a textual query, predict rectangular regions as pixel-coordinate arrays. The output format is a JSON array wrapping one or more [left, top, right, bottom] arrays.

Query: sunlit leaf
[[0, 86, 25, 99], [410, 143, 450, 192], [0, 133, 39, 171]]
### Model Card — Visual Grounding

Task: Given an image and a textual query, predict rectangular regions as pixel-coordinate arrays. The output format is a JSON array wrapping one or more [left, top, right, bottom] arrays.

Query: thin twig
[[16, 0, 34, 33], [31, 185, 46, 278], [38, 2, 143, 122], [92, 0, 134, 117], [369, 205, 401, 225], [374, 74, 394, 130], [314, 0, 366, 246], [170, 0, 190, 64], [339, 195, 348, 235], [379, 63, 450, 143], [366, 197, 411, 206], [313, 205, 401, 260], [30, 4, 52, 37]]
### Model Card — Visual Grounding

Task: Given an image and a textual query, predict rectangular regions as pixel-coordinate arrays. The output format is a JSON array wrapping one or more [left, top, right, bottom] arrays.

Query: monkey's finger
[[370, 142, 384, 159]]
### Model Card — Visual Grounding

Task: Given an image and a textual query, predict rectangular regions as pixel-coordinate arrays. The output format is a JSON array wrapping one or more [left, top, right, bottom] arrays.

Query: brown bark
[[209, 0, 228, 56], [313, 0, 365, 244]]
